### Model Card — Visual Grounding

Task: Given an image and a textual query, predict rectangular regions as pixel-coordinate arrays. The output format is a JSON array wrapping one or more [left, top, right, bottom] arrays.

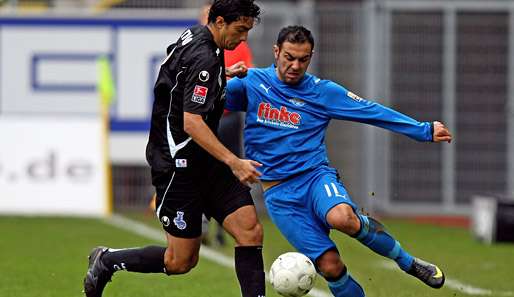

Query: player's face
[[220, 16, 254, 50], [274, 41, 313, 85]]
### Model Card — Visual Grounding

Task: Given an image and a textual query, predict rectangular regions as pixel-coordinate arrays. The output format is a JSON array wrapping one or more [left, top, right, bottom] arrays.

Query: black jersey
[[147, 25, 226, 172]]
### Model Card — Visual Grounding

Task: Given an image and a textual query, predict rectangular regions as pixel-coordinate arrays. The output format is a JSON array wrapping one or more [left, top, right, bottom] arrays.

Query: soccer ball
[[269, 252, 317, 297]]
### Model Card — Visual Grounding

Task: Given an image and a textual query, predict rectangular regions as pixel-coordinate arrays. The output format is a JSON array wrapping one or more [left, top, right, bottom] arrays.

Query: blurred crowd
[[0, 0, 307, 10]]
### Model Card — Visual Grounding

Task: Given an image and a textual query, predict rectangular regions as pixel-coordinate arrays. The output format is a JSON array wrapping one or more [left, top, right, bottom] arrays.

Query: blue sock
[[327, 269, 365, 297], [353, 214, 414, 271]]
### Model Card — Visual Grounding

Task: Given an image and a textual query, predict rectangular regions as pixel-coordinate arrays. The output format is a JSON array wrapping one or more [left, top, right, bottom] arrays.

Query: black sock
[[102, 246, 166, 274], [234, 246, 266, 297]]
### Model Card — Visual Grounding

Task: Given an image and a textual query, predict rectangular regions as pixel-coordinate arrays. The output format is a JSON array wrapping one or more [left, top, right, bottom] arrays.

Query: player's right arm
[[181, 52, 260, 183], [183, 113, 261, 183]]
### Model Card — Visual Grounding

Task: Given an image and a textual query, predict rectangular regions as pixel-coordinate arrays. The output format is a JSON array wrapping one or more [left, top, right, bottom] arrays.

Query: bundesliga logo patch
[[192, 85, 208, 104]]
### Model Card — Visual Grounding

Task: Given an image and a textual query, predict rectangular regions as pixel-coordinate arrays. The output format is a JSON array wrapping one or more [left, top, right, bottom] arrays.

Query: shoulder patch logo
[[179, 29, 193, 45], [173, 211, 187, 230], [192, 85, 208, 104], [347, 91, 363, 102], [199, 70, 209, 82]]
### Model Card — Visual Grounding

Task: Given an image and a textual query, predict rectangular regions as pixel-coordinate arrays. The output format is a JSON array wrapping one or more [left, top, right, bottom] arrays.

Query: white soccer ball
[[269, 252, 317, 297]]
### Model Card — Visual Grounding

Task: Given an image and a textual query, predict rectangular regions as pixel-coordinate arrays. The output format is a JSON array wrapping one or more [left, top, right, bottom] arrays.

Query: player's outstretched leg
[[83, 245, 167, 297], [352, 214, 445, 288], [407, 257, 445, 288]]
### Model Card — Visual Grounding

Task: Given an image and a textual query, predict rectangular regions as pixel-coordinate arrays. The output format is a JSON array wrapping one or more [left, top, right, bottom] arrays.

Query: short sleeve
[[182, 53, 222, 115], [225, 77, 248, 112]]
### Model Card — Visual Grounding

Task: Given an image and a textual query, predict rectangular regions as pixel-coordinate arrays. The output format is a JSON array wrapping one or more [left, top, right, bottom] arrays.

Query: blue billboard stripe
[[110, 119, 150, 132], [0, 17, 196, 28], [31, 53, 109, 93]]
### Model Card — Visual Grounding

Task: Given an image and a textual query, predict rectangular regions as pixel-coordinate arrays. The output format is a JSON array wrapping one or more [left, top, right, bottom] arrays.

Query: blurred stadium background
[[1, 0, 513, 296], [2, 0, 511, 216]]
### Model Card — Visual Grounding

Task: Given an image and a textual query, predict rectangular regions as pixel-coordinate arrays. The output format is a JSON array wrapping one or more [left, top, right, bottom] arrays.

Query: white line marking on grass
[[105, 215, 332, 297], [378, 260, 514, 296]]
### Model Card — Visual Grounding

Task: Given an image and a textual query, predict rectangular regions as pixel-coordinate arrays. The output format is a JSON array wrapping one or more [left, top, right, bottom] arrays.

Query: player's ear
[[273, 45, 279, 59], [215, 16, 225, 29]]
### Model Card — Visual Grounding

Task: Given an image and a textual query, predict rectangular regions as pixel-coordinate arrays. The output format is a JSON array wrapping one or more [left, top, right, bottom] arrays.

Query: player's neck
[[206, 24, 223, 49]]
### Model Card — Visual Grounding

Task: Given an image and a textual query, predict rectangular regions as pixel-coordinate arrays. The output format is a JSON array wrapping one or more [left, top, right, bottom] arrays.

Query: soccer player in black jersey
[[83, 1, 264, 296]]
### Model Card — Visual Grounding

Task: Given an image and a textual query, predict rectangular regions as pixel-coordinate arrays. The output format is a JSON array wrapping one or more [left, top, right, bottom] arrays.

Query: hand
[[432, 121, 452, 143], [228, 158, 262, 184], [225, 61, 248, 78]]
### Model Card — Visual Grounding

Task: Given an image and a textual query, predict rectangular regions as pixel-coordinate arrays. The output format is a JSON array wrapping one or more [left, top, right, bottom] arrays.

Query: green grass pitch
[[1, 215, 513, 297]]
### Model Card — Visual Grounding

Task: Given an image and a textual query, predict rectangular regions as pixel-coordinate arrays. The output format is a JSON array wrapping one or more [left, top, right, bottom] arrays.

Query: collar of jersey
[[200, 25, 221, 56]]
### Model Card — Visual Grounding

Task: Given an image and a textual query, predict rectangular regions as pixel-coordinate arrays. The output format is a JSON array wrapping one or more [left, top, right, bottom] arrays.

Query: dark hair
[[276, 25, 314, 50], [208, 0, 261, 25]]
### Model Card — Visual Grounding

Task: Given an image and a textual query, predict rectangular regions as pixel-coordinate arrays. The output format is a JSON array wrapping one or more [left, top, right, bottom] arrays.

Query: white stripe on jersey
[[161, 45, 177, 66], [166, 70, 192, 158], [156, 171, 176, 218], [217, 65, 223, 87]]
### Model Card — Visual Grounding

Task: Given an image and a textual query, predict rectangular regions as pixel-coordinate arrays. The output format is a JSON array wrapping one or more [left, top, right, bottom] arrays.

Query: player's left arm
[[432, 121, 452, 143], [323, 82, 453, 142], [225, 76, 248, 112]]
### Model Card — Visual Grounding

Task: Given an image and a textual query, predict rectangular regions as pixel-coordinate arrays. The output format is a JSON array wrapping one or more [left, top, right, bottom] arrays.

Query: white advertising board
[[0, 17, 196, 164], [0, 116, 107, 216]]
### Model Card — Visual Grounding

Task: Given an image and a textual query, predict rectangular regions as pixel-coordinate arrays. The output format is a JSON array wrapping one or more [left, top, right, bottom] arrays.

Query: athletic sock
[[234, 246, 266, 297], [101, 246, 167, 273], [353, 214, 414, 271], [326, 267, 365, 297]]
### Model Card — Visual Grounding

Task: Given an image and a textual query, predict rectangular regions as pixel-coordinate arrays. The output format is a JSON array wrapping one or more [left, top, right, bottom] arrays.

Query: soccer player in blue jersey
[[225, 25, 452, 297]]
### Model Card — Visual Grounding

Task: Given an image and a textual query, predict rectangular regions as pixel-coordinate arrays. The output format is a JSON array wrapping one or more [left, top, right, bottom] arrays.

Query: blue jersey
[[225, 65, 433, 181]]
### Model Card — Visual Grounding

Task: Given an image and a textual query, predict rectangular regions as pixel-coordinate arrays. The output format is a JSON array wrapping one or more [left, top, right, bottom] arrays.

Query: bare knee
[[316, 250, 345, 279], [164, 252, 199, 275], [326, 204, 360, 235]]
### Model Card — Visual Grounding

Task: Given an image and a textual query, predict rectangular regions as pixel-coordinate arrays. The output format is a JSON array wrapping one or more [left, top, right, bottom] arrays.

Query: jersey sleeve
[[182, 52, 222, 115], [225, 77, 248, 112], [323, 82, 433, 142]]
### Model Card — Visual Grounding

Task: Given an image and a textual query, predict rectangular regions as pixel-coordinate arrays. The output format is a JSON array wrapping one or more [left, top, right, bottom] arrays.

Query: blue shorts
[[264, 165, 358, 262]]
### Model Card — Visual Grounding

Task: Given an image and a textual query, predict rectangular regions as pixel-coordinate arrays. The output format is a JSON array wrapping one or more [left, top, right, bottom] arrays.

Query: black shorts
[[152, 160, 253, 238]]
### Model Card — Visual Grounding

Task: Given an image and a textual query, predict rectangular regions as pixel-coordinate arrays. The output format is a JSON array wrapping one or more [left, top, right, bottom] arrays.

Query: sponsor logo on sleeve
[[347, 91, 363, 102], [192, 85, 208, 104]]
